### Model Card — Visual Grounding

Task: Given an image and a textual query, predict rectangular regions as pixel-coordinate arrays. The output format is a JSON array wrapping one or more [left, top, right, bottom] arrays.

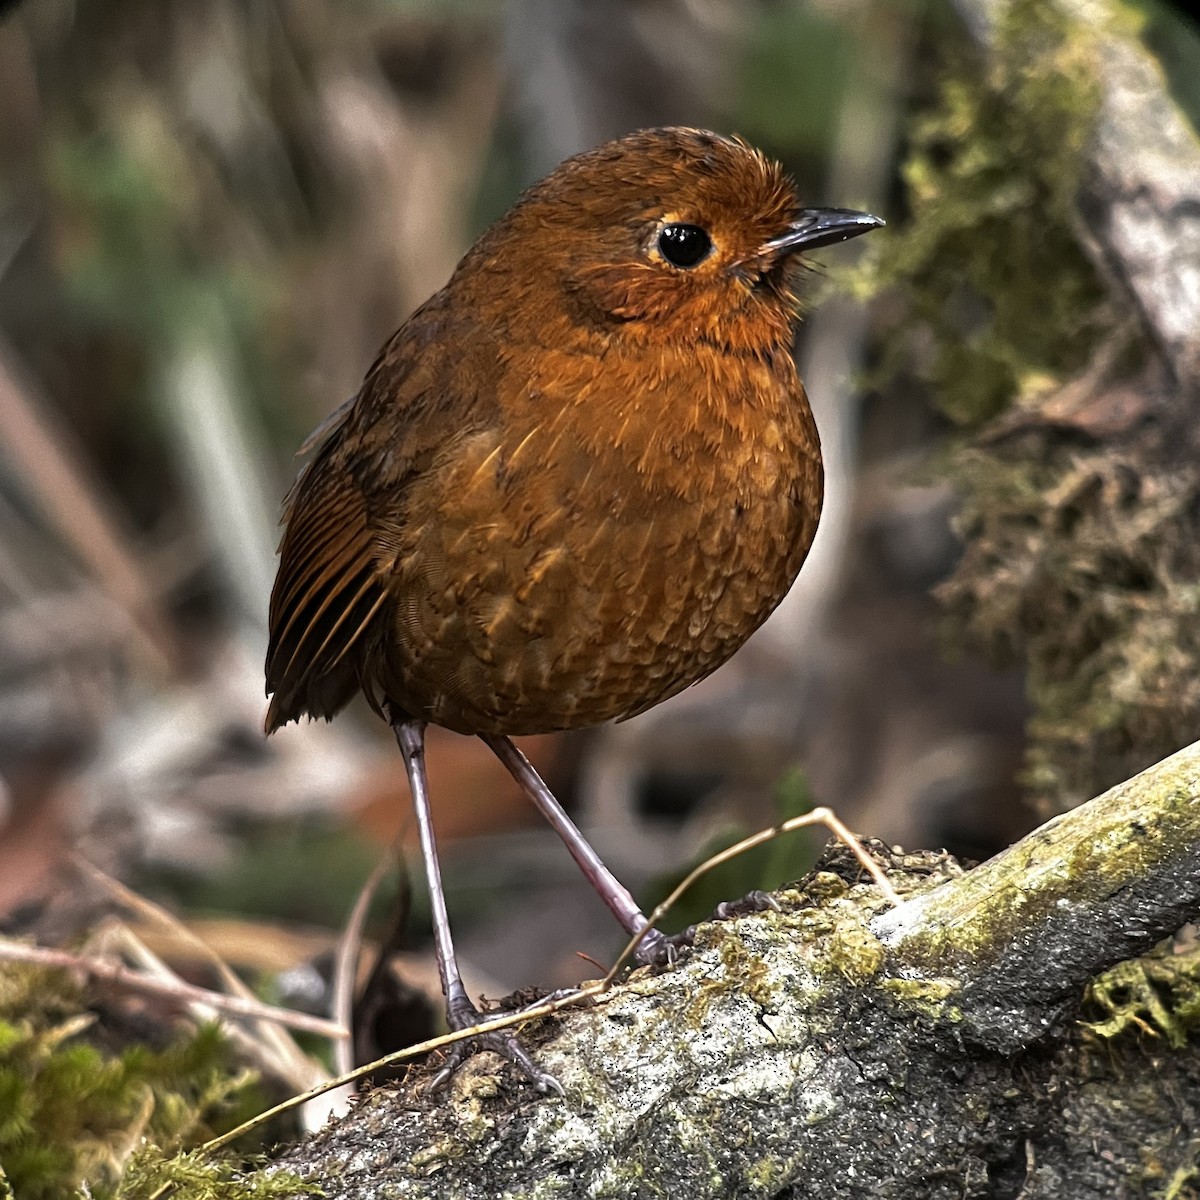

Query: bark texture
[[270, 741, 1200, 1199]]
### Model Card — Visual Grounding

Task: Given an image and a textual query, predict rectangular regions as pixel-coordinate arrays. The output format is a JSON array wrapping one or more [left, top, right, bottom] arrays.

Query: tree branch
[[269, 741, 1200, 1199], [874, 739, 1200, 1050]]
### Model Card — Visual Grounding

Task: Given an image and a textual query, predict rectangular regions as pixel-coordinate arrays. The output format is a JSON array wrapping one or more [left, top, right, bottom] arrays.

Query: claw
[[633, 926, 676, 967], [429, 996, 564, 1095], [713, 889, 781, 921], [430, 1030, 564, 1094]]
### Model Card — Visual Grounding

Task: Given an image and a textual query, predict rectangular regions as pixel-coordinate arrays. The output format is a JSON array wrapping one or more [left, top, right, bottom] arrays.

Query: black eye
[[657, 223, 712, 269]]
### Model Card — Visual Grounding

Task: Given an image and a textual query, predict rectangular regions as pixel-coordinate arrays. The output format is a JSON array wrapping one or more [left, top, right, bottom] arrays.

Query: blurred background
[[0, 0, 1197, 1018]]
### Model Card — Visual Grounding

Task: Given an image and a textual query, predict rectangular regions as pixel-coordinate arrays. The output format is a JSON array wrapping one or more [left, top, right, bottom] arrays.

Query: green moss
[[409, 1137, 464, 1174], [0, 965, 295, 1199], [116, 1147, 312, 1200], [860, 0, 1110, 429], [1078, 941, 1200, 1196], [682, 933, 754, 1027], [856, 0, 1200, 813], [1162, 1155, 1200, 1200], [879, 977, 963, 1022], [744, 1154, 793, 1193], [716, 933, 777, 1014], [824, 923, 885, 986], [801, 872, 849, 902], [1084, 941, 1200, 1049]]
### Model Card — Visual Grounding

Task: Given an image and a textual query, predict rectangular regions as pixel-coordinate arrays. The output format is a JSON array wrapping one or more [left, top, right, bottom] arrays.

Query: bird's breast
[[376, 343, 822, 735]]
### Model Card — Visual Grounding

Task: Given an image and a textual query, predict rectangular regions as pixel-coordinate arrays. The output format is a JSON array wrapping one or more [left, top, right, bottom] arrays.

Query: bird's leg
[[482, 734, 672, 966], [391, 717, 562, 1094]]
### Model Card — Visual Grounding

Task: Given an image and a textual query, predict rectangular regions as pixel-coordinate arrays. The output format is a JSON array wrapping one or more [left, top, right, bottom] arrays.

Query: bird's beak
[[762, 208, 885, 256]]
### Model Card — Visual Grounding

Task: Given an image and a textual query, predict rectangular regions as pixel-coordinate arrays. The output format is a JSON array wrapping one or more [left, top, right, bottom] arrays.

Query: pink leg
[[482, 734, 671, 964], [392, 717, 562, 1093]]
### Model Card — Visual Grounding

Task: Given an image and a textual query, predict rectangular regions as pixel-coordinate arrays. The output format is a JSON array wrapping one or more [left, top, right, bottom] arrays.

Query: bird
[[265, 127, 883, 1091]]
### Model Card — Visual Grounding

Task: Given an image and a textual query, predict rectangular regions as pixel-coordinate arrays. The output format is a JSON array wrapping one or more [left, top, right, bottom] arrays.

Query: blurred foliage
[[855, 0, 1200, 812], [735, 3, 859, 169], [0, 963, 282, 1199], [143, 816, 383, 930], [855, 0, 1111, 427], [49, 125, 272, 370], [641, 767, 819, 936]]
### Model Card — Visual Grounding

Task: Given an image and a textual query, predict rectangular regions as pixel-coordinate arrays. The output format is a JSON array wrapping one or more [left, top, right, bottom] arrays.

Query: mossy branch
[[874, 738, 1200, 1050], [253, 741, 1200, 1200]]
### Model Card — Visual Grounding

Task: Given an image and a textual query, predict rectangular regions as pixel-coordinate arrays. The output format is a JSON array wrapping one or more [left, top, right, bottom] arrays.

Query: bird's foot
[[711, 888, 782, 921], [632, 926, 677, 967], [662, 889, 784, 953], [429, 992, 564, 1095]]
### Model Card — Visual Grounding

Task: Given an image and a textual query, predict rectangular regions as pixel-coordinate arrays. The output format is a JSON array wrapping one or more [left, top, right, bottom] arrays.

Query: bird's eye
[[657, 223, 713, 269]]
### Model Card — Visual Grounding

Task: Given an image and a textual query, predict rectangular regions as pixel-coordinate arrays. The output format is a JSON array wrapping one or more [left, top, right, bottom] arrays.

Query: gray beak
[[762, 207, 885, 255]]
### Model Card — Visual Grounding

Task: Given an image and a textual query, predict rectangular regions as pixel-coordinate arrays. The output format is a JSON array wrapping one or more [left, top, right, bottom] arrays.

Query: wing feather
[[264, 296, 493, 733], [264, 414, 388, 732]]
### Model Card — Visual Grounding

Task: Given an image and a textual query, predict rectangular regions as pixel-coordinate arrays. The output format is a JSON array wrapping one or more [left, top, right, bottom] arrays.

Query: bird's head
[[463, 127, 883, 357]]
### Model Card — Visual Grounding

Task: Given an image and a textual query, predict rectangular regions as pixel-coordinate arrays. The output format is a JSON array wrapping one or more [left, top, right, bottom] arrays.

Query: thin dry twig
[[603, 805, 899, 986], [74, 856, 255, 998], [73, 855, 334, 1090], [0, 340, 177, 674], [332, 848, 398, 1077], [199, 981, 613, 1156], [0, 938, 348, 1040]]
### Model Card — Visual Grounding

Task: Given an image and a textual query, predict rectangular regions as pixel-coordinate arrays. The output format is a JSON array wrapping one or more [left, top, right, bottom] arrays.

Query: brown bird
[[266, 127, 882, 1090]]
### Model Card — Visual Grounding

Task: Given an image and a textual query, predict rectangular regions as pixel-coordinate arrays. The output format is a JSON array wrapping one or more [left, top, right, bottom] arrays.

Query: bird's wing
[[263, 299, 495, 732], [264, 399, 391, 731]]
